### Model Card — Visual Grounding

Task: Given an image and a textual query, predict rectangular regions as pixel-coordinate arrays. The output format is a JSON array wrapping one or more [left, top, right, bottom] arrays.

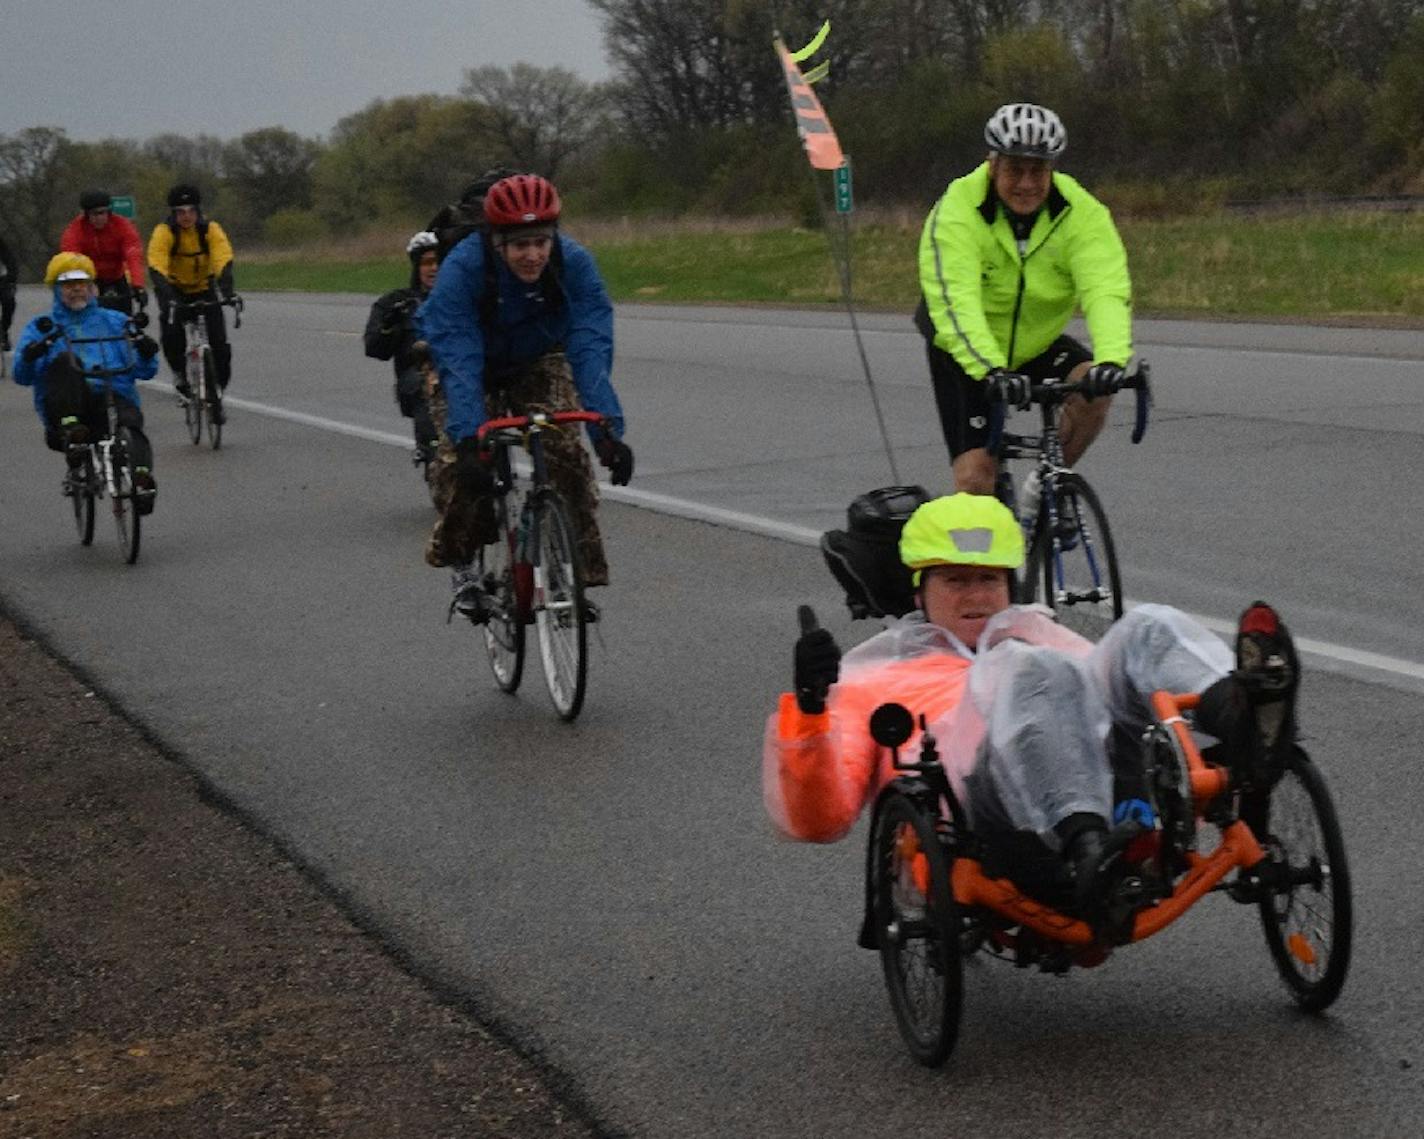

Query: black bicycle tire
[[73, 450, 96, 546], [480, 491, 527, 694], [111, 436, 140, 565], [1257, 751, 1353, 1011], [184, 349, 203, 445], [1024, 471, 1123, 635], [871, 790, 963, 1067], [532, 491, 588, 722], [204, 350, 222, 450]]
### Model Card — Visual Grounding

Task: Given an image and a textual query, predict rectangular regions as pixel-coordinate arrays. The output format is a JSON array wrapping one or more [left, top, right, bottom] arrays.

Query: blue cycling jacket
[[417, 233, 623, 445], [12, 286, 157, 422]]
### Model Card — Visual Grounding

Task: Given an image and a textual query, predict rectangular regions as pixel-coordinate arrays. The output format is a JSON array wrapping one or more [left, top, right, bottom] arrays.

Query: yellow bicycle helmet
[[900, 493, 1024, 584], [44, 251, 97, 285]]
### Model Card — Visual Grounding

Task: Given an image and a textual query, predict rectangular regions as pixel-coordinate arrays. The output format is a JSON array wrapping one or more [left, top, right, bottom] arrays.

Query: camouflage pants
[[424, 352, 608, 585]]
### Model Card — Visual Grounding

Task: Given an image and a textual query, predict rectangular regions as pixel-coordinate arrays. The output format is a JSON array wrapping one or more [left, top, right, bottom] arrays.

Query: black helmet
[[79, 188, 112, 211], [459, 166, 520, 206], [167, 183, 201, 208]]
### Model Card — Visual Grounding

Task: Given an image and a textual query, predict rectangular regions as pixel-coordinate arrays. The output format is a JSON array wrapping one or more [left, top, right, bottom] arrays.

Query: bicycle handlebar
[[170, 292, 244, 330], [985, 361, 1153, 454], [31, 315, 150, 381], [476, 409, 607, 445]]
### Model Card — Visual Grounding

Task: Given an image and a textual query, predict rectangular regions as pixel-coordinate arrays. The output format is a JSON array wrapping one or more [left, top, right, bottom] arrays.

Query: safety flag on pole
[[773, 22, 844, 172]]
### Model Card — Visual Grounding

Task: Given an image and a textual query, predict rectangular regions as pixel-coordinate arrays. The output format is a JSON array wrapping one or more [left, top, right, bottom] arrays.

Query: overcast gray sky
[[3, 0, 610, 142]]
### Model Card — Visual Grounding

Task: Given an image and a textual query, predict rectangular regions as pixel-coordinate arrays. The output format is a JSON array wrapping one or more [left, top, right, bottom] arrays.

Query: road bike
[[462, 410, 605, 722], [171, 293, 242, 450], [33, 316, 152, 564], [863, 657, 1351, 1068], [986, 364, 1152, 640]]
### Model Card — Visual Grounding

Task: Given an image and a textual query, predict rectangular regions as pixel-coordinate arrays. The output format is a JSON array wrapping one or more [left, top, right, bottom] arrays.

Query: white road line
[[204, 386, 1424, 687]]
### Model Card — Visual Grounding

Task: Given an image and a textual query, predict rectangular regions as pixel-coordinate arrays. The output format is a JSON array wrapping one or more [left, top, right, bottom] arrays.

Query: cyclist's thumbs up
[[793, 604, 841, 715]]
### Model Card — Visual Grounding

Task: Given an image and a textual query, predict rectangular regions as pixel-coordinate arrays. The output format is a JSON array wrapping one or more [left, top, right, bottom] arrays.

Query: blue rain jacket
[[417, 233, 623, 446], [13, 286, 157, 422]]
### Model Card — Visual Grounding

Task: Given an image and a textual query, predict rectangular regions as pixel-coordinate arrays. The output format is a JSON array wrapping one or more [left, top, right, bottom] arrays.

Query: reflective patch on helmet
[[948, 527, 993, 554]]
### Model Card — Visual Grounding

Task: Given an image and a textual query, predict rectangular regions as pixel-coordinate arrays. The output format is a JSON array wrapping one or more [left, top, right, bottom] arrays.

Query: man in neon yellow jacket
[[916, 103, 1133, 499]]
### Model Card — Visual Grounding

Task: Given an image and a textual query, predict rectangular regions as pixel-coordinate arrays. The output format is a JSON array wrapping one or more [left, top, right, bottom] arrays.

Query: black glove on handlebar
[[595, 437, 634, 486], [453, 437, 494, 496], [135, 334, 160, 360], [22, 339, 50, 363], [793, 606, 841, 715], [132, 286, 149, 311], [1081, 362, 1126, 399], [985, 367, 1032, 410]]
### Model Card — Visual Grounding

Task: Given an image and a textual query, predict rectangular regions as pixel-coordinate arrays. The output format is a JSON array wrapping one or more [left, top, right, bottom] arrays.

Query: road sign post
[[833, 160, 853, 214]]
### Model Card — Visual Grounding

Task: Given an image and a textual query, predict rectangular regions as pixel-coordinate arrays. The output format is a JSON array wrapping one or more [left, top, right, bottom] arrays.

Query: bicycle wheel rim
[[1257, 753, 1352, 1010], [204, 353, 222, 449], [1039, 472, 1122, 640], [111, 452, 140, 565], [479, 494, 526, 694], [872, 792, 963, 1067], [73, 453, 95, 545], [533, 495, 587, 721], [185, 358, 202, 445]]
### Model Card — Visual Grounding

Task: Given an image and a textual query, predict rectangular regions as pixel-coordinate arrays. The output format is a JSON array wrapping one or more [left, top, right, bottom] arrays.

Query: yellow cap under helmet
[[900, 493, 1025, 584], [44, 252, 97, 285]]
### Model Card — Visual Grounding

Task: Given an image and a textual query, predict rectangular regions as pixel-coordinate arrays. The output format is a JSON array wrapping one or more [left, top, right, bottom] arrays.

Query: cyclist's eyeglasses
[[87, 208, 111, 217]]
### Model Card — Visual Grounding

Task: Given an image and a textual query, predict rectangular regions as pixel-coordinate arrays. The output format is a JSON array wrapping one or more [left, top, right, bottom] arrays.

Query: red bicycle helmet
[[483, 174, 561, 227]]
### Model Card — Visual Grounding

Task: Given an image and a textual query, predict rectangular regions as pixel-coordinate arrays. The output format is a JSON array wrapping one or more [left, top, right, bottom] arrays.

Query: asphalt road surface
[[2, 289, 1422, 1136]]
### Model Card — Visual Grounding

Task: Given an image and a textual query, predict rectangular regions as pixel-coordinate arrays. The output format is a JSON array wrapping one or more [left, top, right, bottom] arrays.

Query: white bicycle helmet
[[983, 103, 1066, 160], [406, 230, 439, 257]]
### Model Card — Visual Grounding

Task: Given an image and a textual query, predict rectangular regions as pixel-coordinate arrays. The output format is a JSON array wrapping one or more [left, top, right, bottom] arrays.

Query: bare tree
[[459, 63, 611, 180], [0, 127, 72, 272]]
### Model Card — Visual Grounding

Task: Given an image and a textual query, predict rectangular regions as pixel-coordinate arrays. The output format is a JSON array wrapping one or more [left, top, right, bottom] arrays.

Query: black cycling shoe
[[1197, 601, 1299, 786], [451, 582, 491, 625], [209, 399, 226, 426], [131, 469, 157, 515]]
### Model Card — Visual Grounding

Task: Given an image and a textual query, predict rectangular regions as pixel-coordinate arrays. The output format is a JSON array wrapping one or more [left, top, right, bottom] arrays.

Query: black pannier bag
[[820, 485, 931, 619]]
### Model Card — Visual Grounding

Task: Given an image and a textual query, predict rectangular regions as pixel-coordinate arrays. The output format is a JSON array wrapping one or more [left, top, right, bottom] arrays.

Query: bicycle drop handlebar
[[985, 361, 1153, 454], [171, 292, 244, 330], [475, 409, 608, 448]]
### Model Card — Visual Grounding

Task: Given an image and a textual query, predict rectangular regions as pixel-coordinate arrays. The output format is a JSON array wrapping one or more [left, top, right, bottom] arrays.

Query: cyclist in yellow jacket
[[147, 183, 237, 418], [916, 104, 1133, 503]]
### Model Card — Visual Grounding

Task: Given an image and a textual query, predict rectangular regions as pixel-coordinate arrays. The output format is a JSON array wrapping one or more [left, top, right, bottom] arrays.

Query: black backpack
[[820, 485, 932, 619]]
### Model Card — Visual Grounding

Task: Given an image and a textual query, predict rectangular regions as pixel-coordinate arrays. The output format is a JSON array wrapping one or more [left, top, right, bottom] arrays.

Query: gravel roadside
[[0, 610, 608, 1138]]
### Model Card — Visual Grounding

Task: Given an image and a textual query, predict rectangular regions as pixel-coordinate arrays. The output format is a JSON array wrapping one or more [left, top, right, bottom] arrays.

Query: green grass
[[241, 210, 1424, 322]]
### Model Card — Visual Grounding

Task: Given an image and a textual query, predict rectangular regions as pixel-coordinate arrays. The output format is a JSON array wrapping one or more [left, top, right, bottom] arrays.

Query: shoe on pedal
[[208, 399, 226, 426], [1196, 601, 1299, 784], [131, 468, 157, 515], [583, 598, 601, 624], [452, 580, 491, 624], [174, 378, 193, 401]]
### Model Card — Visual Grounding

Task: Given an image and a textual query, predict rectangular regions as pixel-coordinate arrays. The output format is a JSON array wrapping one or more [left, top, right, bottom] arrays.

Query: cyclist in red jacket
[[59, 190, 148, 316]]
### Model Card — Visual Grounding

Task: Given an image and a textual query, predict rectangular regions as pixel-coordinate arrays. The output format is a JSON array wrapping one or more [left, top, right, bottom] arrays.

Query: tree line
[[3, 1, 1421, 275]]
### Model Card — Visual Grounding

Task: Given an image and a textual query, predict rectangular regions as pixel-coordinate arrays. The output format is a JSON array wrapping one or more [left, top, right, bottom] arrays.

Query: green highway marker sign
[[109, 195, 136, 219], [834, 159, 853, 214]]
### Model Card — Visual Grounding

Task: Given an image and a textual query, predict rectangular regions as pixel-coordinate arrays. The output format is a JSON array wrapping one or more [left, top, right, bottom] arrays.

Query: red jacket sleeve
[[59, 217, 85, 254], [115, 216, 146, 286]]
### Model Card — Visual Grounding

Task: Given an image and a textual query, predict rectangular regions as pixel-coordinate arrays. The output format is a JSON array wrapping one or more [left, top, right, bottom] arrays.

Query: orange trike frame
[[946, 690, 1266, 948]]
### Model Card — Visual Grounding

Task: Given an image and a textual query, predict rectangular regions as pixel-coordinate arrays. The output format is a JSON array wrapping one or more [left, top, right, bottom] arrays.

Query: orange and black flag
[[773, 21, 845, 172]]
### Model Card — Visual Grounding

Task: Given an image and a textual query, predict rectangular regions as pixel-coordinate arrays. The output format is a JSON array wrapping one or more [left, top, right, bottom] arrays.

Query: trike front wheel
[[70, 450, 96, 545], [1256, 750, 1352, 1011], [870, 790, 963, 1067]]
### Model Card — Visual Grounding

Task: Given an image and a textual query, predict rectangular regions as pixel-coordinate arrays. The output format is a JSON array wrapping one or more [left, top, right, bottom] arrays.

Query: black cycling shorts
[[925, 333, 1092, 459]]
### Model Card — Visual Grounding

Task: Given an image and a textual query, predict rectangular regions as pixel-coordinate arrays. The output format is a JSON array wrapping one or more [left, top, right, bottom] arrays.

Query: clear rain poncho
[[764, 603, 1231, 847]]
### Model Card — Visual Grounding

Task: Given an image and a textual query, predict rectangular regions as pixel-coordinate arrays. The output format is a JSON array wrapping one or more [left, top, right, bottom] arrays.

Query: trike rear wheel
[[1256, 750, 1352, 1011], [871, 790, 963, 1067]]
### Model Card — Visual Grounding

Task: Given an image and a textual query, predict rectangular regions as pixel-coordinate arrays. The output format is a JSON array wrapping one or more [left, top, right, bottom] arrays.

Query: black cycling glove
[[453, 437, 493, 495], [793, 605, 841, 715], [1081, 362, 1126, 399], [985, 367, 1032, 409], [134, 335, 160, 360], [22, 338, 50, 363], [595, 437, 634, 486]]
